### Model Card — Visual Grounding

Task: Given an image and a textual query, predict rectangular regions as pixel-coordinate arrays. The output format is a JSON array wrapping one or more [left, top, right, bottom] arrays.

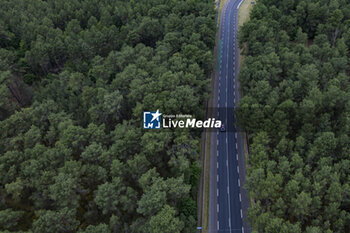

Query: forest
[[0, 0, 216, 232], [238, 0, 350, 232]]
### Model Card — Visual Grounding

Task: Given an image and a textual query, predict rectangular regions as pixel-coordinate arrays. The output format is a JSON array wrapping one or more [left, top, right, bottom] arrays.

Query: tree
[[48, 172, 79, 208], [5, 178, 24, 202], [0, 209, 24, 231], [137, 177, 167, 216], [95, 178, 123, 215], [79, 224, 110, 233], [33, 208, 79, 233], [291, 191, 312, 222], [147, 205, 184, 233]]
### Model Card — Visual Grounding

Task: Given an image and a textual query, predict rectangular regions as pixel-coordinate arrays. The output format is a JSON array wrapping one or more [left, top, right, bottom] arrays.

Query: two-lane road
[[210, 0, 249, 232]]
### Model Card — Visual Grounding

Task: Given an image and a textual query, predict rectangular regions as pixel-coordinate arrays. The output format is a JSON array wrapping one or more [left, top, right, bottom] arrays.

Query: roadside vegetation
[[238, 0, 254, 70], [0, 0, 216, 232], [238, 0, 254, 27], [238, 0, 350, 232]]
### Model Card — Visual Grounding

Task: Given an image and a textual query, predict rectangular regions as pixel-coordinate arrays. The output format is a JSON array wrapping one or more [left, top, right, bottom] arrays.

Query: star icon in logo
[[150, 109, 161, 122]]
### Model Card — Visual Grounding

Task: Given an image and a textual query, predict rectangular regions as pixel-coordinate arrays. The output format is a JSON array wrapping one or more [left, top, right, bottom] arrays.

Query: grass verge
[[238, 0, 254, 208], [238, 0, 254, 68]]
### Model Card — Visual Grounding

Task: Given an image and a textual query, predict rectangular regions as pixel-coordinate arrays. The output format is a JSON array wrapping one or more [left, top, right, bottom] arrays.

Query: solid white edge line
[[237, 0, 244, 10], [227, 186, 229, 194]]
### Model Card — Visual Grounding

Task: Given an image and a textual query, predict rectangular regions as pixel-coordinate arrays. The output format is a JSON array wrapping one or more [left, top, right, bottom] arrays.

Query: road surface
[[208, 0, 250, 232]]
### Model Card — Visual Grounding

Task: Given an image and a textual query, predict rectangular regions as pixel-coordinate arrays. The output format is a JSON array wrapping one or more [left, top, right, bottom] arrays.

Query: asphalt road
[[210, 0, 250, 232]]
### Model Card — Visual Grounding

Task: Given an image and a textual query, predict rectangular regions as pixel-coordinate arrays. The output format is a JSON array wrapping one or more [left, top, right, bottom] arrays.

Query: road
[[208, 0, 250, 232]]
